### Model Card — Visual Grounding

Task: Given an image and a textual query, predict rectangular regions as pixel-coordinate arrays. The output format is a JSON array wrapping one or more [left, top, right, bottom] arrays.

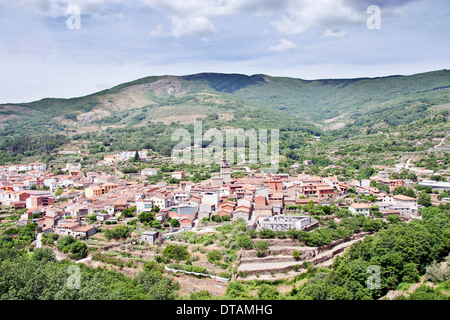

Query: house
[[317, 185, 336, 198], [94, 175, 117, 184], [218, 201, 236, 213], [376, 194, 418, 218], [202, 192, 219, 207], [141, 231, 159, 245], [323, 176, 339, 189], [118, 150, 148, 161], [216, 209, 233, 218], [43, 209, 61, 228], [104, 155, 120, 164], [232, 205, 252, 221], [155, 210, 168, 222], [296, 198, 319, 205], [72, 225, 97, 239], [171, 171, 185, 180], [349, 203, 371, 217], [10, 201, 26, 209], [389, 179, 405, 190], [179, 216, 195, 228], [257, 215, 313, 231], [54, 221, 81, 236], [67, 206, 89, 219], [96, 213, 110, 222], [0, 191, 31, 207], [85, 183, 120, 197], [173, 190, 190, 204], [136, 199, 153, 214], [114, 198, 128, 212], [198, 210, 211, 221], [150, 193, 171, 209], [141, 168, 158, 176], [177, 203, 197, 218]]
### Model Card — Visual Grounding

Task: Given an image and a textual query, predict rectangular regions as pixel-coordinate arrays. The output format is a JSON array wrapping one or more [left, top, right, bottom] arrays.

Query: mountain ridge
[[0, 69, 449, 138]]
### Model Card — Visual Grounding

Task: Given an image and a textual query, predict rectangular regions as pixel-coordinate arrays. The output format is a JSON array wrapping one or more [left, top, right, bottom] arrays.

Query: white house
[[171, 171, 185, 180], [136, 198, 153, 214], [376, 194, 418, 218], [141, 168, 158, 176], [150, 194, 171, 209], [349, 203, 371, 217]]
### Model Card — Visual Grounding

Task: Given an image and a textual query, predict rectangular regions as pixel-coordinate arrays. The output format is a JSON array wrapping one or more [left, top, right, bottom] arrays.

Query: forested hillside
[[0, 70, 448, 167]]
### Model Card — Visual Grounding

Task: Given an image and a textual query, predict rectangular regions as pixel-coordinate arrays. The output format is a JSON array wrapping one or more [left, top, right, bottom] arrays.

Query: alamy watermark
[[367, 5, 381, 30], [366, 265, 381, 290], [66, 5, 81, 30], [67, 265, 81, 290], [171, 121, 280, 173]]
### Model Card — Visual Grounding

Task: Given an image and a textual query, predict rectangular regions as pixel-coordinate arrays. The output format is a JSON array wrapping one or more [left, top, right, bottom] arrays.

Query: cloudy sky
[[0, 0, 449, 103]]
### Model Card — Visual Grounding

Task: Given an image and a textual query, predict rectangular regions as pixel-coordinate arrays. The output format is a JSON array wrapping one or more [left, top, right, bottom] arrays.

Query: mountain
[[0, 70, 448, 164]]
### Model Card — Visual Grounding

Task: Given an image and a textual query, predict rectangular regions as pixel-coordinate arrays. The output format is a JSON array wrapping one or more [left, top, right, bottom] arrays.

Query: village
[[0, 150, 449, 296]]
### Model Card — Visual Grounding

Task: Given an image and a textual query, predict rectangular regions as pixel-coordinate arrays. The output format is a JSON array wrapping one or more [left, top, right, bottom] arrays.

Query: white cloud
[[149, 22, 165, 36], [271, 0, 365, 35], [321, 28, 347, 38], [138, 0, 420, 39], [270, 38, 298, 52], [169, 16, 217, 39], [138, 0, 291, 38]]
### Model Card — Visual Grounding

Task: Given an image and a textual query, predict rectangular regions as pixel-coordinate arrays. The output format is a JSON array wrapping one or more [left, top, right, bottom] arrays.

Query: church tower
[[220, 158, 231, 184]]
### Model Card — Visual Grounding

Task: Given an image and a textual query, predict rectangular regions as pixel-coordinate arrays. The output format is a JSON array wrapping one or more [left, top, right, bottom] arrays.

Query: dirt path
[[381, 276, 435, 300]]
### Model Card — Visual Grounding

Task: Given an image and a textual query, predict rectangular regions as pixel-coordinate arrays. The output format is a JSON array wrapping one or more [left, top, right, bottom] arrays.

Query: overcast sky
[[0, 0, 449, 103]]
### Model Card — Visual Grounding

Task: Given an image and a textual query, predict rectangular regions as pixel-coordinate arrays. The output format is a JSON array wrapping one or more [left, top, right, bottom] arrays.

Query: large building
[[84, 183, 120, 198], [257, 215, 314, 231]]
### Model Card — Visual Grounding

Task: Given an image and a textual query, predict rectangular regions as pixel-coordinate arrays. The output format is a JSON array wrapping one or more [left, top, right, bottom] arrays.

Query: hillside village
[[0, 152, 447, 231], [1, 157, 436, 236], [0, 144, 449, 299]]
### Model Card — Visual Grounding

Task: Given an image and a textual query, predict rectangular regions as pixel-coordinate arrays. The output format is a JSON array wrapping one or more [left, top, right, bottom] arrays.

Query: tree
[[207, 250, 222, 263], [170, 219, 180, 227], [402, 262, 420, 283], [87, 214, 97, 223], [138, 212, 154, 224], [55, 187, 63, 196], [56, 235, 76, 253], [258, 229, 275, 239], [69, 241, 88, 260], [133, 271, 179, 300], [150, 220, 162, 229], [406, 285, 448, 300], [387, 214, 400, 224], [418, 191, 432, 207], [236, 235, 253, 249], [122, 207, 136, 218], [426, 261, 446, 282], [190, 290, 212, 300], [134, 150, 140, 161], [226, 281, 249, 299], [362, 219, 383, 232], [104, 226, 133, 240], [438, 192, 449, 200], [32, 248, 54, 263], [161, 244, 190, 261], [254, 241, 270, 258], [257, 284, 280, 300]]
